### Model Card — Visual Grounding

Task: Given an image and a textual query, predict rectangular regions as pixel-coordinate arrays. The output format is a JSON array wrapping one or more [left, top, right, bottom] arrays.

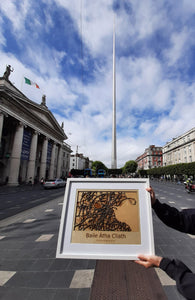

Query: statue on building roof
[[41, 94, 47, 108], [3, 65, 14, 80]]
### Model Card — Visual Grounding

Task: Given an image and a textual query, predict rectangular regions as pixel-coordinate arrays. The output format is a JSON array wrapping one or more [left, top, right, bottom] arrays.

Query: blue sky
[[0, 0, 195, 168]]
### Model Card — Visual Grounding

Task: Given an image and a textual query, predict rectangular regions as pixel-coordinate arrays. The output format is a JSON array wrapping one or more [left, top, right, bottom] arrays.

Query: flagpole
[[111, 13, 117, 169], [21, 75, 24, 92]]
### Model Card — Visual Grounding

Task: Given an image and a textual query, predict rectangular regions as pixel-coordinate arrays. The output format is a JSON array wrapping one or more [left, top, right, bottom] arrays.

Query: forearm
[[160, 258, 195, 299], [152, 200, 195, 234]]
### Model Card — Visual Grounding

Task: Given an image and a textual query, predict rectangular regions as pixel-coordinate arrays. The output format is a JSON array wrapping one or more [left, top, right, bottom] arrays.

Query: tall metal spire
[[111, 13, 117, 169]]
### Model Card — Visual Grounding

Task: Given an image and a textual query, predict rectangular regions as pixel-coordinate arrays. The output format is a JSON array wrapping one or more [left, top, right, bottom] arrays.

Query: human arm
[[136, 255, 195, 299], [160, 258, 195, 299], [146, 187, 195, 234]]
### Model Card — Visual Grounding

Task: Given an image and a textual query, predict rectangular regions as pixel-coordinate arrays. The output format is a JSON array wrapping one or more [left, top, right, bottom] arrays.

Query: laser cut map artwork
[[71, 190, 141, 245]]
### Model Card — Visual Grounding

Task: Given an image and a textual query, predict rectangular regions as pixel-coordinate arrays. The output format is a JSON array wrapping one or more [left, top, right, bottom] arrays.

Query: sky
[[0, 0, 195, 168]]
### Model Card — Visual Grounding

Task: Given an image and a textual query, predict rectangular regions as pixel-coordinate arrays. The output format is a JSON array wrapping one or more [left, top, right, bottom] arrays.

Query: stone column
[[57, 144, 63, 178], [39, 136, 48, 181], [8, 122, 24, 186], [49, 142, 56, 179], [26, 131, 38, 184], [0, 111, 4, 146]]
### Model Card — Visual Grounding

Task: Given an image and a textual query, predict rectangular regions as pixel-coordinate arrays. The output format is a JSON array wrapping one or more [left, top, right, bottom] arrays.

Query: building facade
[[162, 127, 195, 166], [69, 153, 92, 171], [0, 74, 72, 186], [136, 145, 163, 170]]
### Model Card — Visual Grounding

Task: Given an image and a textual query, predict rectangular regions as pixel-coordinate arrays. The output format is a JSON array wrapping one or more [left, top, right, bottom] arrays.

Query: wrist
[[156, 256, 163, 267]]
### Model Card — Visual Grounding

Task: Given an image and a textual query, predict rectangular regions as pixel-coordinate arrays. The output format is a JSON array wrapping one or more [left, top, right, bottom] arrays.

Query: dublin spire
[[111, 14, 117, 169]]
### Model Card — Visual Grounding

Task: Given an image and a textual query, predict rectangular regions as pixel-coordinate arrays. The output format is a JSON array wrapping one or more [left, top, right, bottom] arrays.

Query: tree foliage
[[91, 161, 108, 174], [122, 160, 138, 174], [147, 162, 195, 178]]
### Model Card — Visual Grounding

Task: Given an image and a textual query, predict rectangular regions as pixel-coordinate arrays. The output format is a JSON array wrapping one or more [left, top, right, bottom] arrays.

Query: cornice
[[0, 79, 67, 140], [163, 138, 195, 154]]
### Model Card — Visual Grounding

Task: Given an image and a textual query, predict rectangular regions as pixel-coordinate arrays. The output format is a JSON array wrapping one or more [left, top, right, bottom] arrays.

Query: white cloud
[[164, 28, 191, 66], [0, 0, 195, 168], [0, 1, 30, 34], [130, 0, 166, 39], [55, 0, 114, 57]]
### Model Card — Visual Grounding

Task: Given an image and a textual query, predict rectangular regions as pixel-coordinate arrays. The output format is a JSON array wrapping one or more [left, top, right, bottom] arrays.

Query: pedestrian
[[135, 186, 195, 300]]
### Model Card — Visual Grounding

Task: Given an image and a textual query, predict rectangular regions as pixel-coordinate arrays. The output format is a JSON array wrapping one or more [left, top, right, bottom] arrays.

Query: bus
[[97, 169, 106, 178], [84, 168, 95, 177]]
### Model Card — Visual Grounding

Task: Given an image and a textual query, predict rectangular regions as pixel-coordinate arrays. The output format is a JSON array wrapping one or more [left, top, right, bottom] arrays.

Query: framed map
[[56, 178, 154, 260]]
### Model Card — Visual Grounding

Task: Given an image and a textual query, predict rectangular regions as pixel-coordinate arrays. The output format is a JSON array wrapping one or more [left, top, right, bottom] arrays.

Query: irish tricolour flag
[[24, 77, 40, 89]]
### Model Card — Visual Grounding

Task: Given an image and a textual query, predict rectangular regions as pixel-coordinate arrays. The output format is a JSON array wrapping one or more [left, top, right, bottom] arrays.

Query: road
[[0, 184, 65, 220], [0, 180, 194, 299]]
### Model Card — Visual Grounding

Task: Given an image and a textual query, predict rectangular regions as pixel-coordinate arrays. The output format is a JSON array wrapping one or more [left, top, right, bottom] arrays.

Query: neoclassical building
[[162, 127, 195, 166], [0, 68, 72, 186]]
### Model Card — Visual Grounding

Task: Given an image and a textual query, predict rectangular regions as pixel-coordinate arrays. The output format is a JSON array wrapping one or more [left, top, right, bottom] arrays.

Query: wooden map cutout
[[71, 190, 141, 245]]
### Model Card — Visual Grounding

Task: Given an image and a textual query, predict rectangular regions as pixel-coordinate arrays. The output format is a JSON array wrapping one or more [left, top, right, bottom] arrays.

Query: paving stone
[[23, 219, 36, 223], [0, 271, 16, 286], [4, 271, 53, 288], [163, 286, 185, 300], [49, 258, 71, 271], [53, 288, 79, 300], [67, 259, 89, 270], [15, 260, 37, 271], [87, 260, 96, 269], [28, 289, 56, 300], [78, 288, 91, 300], [70, 269, 94, 288], [0, 259, 19, 271], [0, 287, 30, 300], [31, 248, 56, 259], [27, 258, 53, 271], [155, 268, 175, 286], [47, 270, 75, 288], [35, 234, 54, 242]]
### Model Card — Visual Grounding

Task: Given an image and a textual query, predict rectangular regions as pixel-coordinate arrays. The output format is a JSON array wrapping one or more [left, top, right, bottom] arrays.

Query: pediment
[[27, 107, 56, 129], [0, 79, 66, 140], [15, 99, 65, 137]]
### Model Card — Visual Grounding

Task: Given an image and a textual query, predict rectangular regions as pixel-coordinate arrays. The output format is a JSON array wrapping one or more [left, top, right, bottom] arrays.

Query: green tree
[[123, 160, 138, 174], [91, 161, 108, 175], [147, 162, 195, 179], [138, 169, 147, 178]]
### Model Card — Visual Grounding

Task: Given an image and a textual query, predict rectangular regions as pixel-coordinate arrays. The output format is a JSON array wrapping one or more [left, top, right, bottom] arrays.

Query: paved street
[[0, 180, 194, 299], [0, 184, 65, 220]]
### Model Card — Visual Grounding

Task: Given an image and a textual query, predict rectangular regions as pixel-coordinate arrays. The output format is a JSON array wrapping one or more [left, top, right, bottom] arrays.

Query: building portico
[[0, 73, 72, 186]]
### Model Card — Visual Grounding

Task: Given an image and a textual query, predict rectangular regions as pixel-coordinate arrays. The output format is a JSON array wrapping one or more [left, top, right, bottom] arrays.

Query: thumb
[[137, 254, 148, 261]]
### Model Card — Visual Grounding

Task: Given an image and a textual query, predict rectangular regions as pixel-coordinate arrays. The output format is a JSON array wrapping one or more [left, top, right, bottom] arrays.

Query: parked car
[[43, 178, 66, 189]]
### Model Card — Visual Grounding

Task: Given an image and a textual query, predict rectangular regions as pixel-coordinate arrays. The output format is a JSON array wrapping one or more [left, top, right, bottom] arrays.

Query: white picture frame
[[56, 178, 154, 260]]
